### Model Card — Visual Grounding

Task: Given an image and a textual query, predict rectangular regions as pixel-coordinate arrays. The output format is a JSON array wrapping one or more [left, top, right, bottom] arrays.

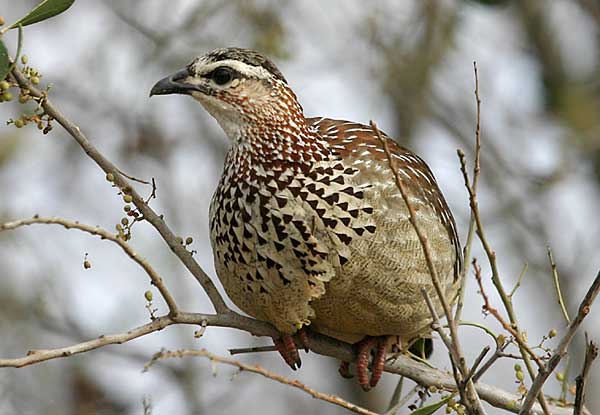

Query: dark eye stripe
[[202, 67, 242, 82]]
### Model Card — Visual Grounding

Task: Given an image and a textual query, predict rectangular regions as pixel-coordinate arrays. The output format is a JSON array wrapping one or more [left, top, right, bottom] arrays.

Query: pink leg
[[273, 335, 301, 370], [297, 328, 310, 353], [356, 337, 376, 391], [369, 338, 387, 387]]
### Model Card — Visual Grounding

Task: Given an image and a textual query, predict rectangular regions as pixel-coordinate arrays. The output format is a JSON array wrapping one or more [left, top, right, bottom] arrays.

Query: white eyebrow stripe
[[195, 59, 272, 80]]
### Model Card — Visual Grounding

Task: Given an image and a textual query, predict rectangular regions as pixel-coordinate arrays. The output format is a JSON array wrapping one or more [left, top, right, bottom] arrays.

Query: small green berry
[[121, 217, 129, 226], [144, 290, 153, 302], [20, 55, 28, 65], [14, 119, 24, 128], [556, 372, 565, 382], [30, 76, 40, 85], [2, 92, 13, 101], [19, 95, 28, 104], [124, 205, 131, 212], [106, 172, 115, 182], [548, 329, 557, 338], [0, 80, 9, 90], [515, 370, 525, 381], [514, 363, 522, 372], [185, 236, 193, 245], [123, 194, 133, 203]]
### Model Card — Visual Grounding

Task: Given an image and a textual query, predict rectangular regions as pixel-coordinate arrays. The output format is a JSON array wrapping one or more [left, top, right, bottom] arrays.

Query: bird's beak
[[149, 68, 209, 97]]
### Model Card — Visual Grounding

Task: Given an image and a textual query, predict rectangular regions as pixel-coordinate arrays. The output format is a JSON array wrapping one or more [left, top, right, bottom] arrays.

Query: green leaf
[[0, 40, 9, 81], [8, 0, 76, 29], [409, 395, 454, 415]]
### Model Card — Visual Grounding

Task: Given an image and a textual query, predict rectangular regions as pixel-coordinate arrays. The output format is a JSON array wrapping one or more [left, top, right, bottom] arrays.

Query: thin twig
[[372, 120, 486, 415], [385, 384, 420, 415], [519, 270, 600, 415], [573, 335, 598, 415], [472, 259, 545, 369], [458, 150, 552, 415], [509, 263, 528, 299], [465, 346, 491, 384], [421, 289, 457, 360], [229, 345, 276, 355], [147, 348, 379, 415], [0, 215, 179, 316], [9, 64, 229, 314], [455, 60, 482, 323], [115, 166, 151, 185], [547, 246, 571, 324], [473, 341, 510, 382], [386, 376, 404, 414]]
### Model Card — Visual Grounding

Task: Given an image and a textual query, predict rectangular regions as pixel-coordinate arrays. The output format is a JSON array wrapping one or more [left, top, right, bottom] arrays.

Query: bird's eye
[[211, 67, 233, 86]]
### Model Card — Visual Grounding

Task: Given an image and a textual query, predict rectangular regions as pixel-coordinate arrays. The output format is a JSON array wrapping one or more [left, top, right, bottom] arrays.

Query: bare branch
[[229, 345, 276, 355], [0, 215, 179, 315], [472, 259, 545, 369], [9, 65, 230, 314], [147, 348, 379, 415], [455, 60, 483, 322], [0, 307, 578, 415], [574, 335, 598, 415], [519, 270, 600, 414], [458, 149, 552, 415], [547, 247, 570, 324]]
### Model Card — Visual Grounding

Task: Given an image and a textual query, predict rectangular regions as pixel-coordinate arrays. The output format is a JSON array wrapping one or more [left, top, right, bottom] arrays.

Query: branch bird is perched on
[[151, 47, 462, 390]]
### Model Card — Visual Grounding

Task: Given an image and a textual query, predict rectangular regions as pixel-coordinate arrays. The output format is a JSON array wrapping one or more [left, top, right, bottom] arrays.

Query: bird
[[150, 47, 462, 390]]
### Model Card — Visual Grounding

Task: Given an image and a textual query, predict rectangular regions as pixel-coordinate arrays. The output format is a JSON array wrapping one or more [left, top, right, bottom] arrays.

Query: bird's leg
[[338, 360, 354, 378], [273, 334, 301, 370], [356, 336, 377, 391], [354, 336, 388, 390], [297, 327, 310, 353], [369, 338, 388, 388]]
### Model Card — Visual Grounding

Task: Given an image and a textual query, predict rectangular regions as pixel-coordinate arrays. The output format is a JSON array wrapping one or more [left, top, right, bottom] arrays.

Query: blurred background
[[0, 0, 599, 414]]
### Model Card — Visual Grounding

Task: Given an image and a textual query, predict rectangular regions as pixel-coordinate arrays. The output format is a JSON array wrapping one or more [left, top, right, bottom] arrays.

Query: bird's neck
[[223, 115, 330, 183]]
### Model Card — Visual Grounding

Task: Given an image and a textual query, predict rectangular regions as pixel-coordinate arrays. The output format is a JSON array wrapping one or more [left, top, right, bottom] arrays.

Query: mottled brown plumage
[[151, 47, 462, 390]]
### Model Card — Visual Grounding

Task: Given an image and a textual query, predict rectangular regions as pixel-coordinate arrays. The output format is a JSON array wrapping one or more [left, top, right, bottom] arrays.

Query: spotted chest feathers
[[209, 143, 376, 334]]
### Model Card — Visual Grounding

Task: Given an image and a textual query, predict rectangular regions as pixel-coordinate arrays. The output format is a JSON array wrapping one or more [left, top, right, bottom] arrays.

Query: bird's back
[[306, 117, 461, 343]]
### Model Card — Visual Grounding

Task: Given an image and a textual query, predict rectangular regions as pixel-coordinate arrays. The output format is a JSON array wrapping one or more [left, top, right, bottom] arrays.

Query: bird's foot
[[273, 328, 310, 370], [297, 327, 310, 353], [273, 335, 301, 370], [355, 336, 388, 391], [338, 360, 354, 378]]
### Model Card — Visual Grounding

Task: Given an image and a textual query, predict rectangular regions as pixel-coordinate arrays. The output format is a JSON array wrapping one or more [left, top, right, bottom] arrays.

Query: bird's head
[[150, 47, 303, 140]]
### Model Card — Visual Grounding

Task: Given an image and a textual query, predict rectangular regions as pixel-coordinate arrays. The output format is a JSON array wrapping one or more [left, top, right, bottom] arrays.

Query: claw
[[297, 328, 310, 353], [273, 334, 301, 370], [356, 337, 376, 391]]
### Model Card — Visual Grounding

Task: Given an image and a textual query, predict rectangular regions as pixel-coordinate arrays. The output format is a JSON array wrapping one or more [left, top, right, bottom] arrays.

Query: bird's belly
[[311, 209, 458, 343]]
